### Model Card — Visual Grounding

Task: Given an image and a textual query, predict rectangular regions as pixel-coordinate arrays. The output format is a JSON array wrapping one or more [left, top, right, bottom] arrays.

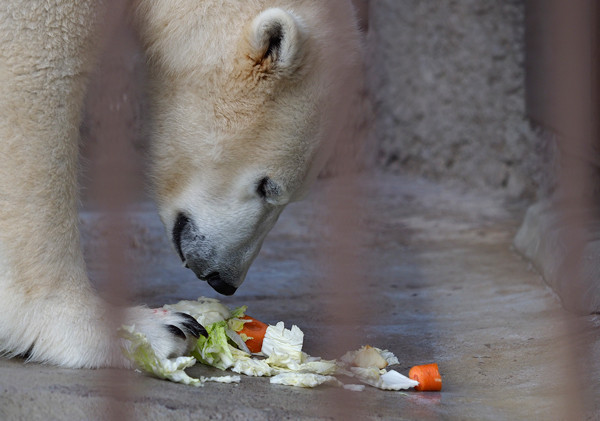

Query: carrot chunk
[[237, 315, 269, 353], [408, 363, 442, 391]]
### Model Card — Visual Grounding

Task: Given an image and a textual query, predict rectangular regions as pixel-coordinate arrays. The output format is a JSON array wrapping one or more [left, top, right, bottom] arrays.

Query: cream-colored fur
[[0, 0, 362, 367]]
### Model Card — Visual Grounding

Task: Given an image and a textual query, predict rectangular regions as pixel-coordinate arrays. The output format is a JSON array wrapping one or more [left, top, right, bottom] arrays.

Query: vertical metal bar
[[319, 174, 369, 419], [317, 2, 371, 418], [86, 1, 138, 419], [550, 0, 597, 417]]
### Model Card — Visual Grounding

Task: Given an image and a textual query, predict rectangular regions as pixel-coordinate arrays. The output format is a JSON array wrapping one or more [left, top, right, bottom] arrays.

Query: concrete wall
[[366, 0, 547, 199]]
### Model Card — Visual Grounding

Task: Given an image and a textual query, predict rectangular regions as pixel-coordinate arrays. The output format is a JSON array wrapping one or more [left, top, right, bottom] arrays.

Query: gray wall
[[366, 0, 547, 199]]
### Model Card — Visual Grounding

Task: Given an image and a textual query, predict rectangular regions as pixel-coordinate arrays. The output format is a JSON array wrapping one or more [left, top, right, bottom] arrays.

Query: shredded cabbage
[[343, 384, 366, 392], [380, 349, 400, 366], [379, 370, 419, 390], [270, 373, 342, 388], [264, 352, 337, 375], [340, 345, 399, 369], [261, 322, 304, 360], [227, 305, 250, 333], [191, 321, 239, 370], [350, 367, 418, 390], [230, 348, 273, 377], [164, 297, 230, 326], [119, 325, 239, 386], [121, 297, 416, 392]]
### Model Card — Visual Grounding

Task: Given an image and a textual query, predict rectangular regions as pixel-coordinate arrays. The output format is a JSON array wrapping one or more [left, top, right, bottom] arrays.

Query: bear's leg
[[0, 1, 202, 368]]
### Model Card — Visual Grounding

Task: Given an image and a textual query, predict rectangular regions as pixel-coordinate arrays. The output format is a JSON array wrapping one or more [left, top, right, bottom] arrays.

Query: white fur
[[137, 0, 363, 287], [249, 8, 306, 73], [0, 0, 363, 367]]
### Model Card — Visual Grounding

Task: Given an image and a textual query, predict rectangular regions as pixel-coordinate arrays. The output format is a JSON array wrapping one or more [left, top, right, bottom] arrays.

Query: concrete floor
[[1, 173, 598, 420]]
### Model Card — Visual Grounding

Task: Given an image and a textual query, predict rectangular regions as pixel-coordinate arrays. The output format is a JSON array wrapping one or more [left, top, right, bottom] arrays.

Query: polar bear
[[0, 1, 363, 368]]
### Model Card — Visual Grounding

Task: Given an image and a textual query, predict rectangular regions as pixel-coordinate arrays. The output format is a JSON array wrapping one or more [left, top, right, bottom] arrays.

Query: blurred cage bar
[[318, 0, 371, 418], [525, 0, 598, 417], [90, 1, 139, 419], [525, 0, 599, 210]]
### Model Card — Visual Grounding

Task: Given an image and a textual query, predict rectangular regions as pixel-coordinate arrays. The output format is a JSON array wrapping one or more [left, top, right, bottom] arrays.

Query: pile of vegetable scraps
[[119, 297, 442, 392]]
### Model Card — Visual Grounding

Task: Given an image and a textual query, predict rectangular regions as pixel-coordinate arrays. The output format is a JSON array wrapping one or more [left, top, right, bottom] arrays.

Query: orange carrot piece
[[237, 315, 269, 353], [409, 363, 442, 391]]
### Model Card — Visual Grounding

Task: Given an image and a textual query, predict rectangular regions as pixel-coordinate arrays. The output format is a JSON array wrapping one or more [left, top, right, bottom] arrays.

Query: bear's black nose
[[171, 212, 240, 295], [206, 272, 237, 296]]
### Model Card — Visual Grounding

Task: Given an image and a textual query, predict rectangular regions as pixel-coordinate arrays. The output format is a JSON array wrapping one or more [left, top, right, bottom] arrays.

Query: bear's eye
[[256, 176, 281, 201]]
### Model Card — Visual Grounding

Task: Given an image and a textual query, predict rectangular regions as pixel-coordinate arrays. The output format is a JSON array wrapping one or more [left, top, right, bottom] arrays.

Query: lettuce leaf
[[343, 384, 366, 392], [261, 322, 304, 361], [340, 346, 399, 369], [191, 321, 238, 370], [229, 347, 273, 377], [164, 297, 230, 326], [350, 367, 418, 390], [119, 325, 240, 386], [229, 305, 247, 319], [270, 373, 342, 388], [379, 370, 419, 390], [264, 352, 337, 375], [227, 308, 250, 334]]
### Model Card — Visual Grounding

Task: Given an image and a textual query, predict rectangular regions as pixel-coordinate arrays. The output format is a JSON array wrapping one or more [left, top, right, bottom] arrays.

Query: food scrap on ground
[[119, 297, 442, 392], [237, 315, 269, 353], [119, 324, 240, 386], [409, 363, 443, 391]]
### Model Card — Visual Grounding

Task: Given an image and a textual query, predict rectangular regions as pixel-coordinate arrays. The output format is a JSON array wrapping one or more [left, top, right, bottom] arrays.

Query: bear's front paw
[[127, 307, 207, 360]]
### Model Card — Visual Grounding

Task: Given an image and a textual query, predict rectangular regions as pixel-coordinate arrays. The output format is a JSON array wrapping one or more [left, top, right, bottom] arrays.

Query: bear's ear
[[247, 8, 306, 76]]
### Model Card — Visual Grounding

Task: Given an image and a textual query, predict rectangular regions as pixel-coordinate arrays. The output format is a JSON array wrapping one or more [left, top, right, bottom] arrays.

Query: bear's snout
[[172, 212, 240, 296]]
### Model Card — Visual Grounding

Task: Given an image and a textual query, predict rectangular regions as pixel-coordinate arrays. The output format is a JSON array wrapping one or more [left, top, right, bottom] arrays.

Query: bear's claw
[[165, 324, 187, 340], [175, 312, 207, 338]]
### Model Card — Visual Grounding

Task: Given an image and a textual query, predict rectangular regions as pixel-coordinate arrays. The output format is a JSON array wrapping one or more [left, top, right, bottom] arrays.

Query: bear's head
[[135, 2, 362, 295]]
